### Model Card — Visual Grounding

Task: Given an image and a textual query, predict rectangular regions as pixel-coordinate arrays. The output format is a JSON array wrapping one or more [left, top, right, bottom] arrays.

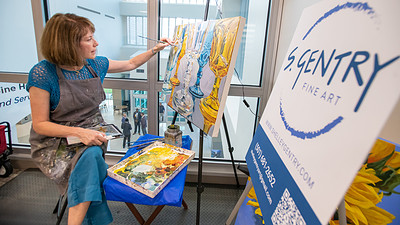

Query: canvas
[[107, 141, 195, 198], [162, 17, 245, 137]]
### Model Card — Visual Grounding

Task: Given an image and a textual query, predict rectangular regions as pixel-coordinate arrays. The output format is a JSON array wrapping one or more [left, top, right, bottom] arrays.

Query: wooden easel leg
[[225, 179, 253, 225], [125, 202, 145, 224]]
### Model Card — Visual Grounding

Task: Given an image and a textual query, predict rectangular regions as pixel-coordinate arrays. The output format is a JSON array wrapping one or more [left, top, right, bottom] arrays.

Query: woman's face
[[79, 30, 98, 59]]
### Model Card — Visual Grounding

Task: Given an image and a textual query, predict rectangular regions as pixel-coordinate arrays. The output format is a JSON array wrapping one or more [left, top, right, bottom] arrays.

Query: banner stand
[[225, 179, 253, 225], [338, 199, 347, 225]]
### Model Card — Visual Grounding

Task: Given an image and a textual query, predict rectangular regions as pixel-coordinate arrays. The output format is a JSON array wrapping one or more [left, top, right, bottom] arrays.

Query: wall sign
[[0, 82, 31, 125], [245, 1, 400, 224]]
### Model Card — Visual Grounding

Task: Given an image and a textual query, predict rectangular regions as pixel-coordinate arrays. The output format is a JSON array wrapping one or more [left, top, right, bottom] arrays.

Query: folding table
[[104, 134, 192, 225]]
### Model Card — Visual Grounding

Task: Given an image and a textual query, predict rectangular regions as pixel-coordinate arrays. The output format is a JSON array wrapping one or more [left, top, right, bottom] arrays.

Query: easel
[[170, 112, 240, 225], [167, 1, 244, 224]]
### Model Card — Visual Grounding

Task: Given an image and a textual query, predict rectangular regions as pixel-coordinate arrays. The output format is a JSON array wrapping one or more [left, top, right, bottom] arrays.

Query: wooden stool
[[125, 199, 188, 225]]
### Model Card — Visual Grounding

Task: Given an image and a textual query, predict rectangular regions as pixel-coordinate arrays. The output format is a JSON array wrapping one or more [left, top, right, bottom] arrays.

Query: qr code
[[271, 189, 306, 225]]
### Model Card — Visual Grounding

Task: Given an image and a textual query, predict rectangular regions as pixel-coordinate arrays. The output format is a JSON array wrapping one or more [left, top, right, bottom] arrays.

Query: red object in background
[[0, 125, 7, 154]]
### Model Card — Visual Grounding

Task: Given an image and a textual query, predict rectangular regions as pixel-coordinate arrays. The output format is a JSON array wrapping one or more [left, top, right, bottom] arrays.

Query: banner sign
[[0, 82, 31, 125], [245, 1, 400, 224]]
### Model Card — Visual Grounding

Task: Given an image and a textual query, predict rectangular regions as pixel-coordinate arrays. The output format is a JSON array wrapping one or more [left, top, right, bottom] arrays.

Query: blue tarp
[[104, 134, 192, 207]]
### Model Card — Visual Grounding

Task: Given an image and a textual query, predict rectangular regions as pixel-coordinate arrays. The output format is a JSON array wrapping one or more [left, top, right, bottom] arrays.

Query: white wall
[[274, 0, 400, 143]]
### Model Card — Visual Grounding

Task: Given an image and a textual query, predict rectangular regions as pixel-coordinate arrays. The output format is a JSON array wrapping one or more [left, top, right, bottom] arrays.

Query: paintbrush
[[130, 139, 165, 149], [137, 35, 177, 47], [132, 138, 164, 143]]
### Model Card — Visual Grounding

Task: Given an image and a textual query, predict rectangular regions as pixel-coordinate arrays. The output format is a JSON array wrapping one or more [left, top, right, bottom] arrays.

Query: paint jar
[[164, 125, 182, 147]]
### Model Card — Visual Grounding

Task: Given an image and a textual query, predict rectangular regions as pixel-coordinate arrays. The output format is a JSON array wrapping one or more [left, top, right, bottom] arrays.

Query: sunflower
[[330, 139, 399, 225], [246, 178, 265, 224]]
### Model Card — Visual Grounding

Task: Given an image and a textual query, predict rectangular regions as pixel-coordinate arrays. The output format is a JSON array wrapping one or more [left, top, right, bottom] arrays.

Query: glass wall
[[0, 1, 38, 73], [215, 0, 269, 86], [158, 0, 269, 86], [0, 82, 32, 145], [159, 93, 258, 160], [0, 0, 272, 162], [0, 84, 149, 152], [48, 0, 147, 79], [158, 0, 267, 160], [102, 88, 148, 153]]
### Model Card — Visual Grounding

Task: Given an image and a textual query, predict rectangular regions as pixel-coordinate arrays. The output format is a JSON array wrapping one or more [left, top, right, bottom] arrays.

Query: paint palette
[[107, 141, 195, 198]]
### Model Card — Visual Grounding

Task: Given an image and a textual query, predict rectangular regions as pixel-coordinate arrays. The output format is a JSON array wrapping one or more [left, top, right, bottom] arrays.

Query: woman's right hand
[[77, 127, 108, 146]]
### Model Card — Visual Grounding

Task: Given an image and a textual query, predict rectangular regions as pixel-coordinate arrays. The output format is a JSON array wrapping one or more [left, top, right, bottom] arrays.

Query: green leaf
[[377, 173, 400, 196], [367, 151, 394, 175]]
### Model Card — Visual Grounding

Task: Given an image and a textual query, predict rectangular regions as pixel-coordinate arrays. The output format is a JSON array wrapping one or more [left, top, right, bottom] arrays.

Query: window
[[127, 16, 147, 45], [101, 88, 148, 153], [0, 0, 272, 161], [0, 1, 38, 73], [159, 92, 258, 160], [158, 0, 269, 160]]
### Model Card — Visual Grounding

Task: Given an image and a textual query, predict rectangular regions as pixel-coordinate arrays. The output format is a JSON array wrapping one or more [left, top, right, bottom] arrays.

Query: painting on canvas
[[162, 17, 245, 137]]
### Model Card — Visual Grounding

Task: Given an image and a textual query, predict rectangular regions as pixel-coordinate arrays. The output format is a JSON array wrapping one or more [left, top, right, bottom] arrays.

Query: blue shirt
[[26, 56, 109, 111]]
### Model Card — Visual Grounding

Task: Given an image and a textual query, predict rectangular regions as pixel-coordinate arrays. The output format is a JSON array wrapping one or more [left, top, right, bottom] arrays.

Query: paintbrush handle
[[138, 35, 177, 47]]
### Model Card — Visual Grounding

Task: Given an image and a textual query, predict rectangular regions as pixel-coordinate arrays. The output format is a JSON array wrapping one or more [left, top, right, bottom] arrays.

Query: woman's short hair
[[40, 13, 95, 66]]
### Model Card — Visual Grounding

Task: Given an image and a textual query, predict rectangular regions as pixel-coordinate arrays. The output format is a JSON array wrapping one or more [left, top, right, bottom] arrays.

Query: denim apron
[[29, 64, 106, 194]]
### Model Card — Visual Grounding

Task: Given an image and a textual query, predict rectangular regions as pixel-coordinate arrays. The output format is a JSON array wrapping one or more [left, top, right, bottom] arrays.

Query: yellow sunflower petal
[[368, 139, 395, 163], [345, 186, 376, 209], [247, 187, 258, 200], [255, 208, 263, 217], [383, 151, 400, 172], [247, 200, 259, 208], [329, 220, 340, 225], [351, 183, 382, 205], [354, 167, 381, 184], [359, 205, 395, 225], [345, 201, 367, 225]]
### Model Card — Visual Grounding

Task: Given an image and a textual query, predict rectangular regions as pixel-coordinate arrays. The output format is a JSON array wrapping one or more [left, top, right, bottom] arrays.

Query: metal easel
[[167, 1, 241, 223]]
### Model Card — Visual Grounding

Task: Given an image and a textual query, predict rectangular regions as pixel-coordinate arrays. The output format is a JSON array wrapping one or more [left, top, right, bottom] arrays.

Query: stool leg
[[56, 197, 68, 225], [182, 199, 188, 209], [144, 205, 165, 225], [53, 197, 61, 214], [125, 203, 145, 225]]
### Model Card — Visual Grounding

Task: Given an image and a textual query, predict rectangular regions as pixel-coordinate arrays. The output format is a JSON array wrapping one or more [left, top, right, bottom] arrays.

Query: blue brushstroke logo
[[280, 99, 343, 140], [280, 2, 377, 139], [303, 2, 375, 40]]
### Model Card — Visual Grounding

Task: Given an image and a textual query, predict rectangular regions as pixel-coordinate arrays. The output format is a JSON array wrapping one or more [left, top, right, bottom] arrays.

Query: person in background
[[121, 113, 127, 128], [27, 13, 172, 225], [140, 112, 147, 135], [159, 102, 165, 122], [121, 118, 132, 148], [133, 108, 142, 135]]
